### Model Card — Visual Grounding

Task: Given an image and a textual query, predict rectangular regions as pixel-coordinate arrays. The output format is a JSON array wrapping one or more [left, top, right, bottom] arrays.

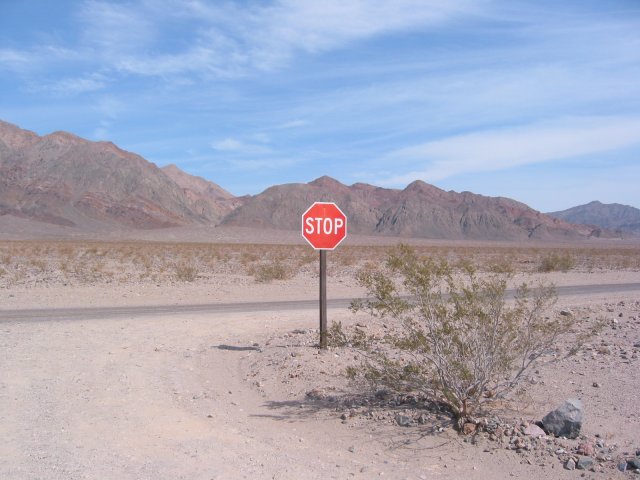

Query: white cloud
[[67, 0, 480, 78], [245, 0, 481, 69], [92, 125, 110, 140], [381, 116, 640, 185], [0, 48, 31, 69], [211, 137, 273, 155], [77, 1, 155, 54], [274, 119, 309, 129], [40, 74, 108, 95], [225, 157, 301, 171], [212, 138, 244, 151]]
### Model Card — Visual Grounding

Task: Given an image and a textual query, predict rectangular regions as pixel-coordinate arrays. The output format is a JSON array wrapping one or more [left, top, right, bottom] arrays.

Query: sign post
[[301, 202, 347, 349]]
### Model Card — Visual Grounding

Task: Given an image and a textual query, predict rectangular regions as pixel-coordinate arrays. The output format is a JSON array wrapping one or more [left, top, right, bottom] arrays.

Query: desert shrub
[[240, 251, 260, 267], [349, 245, 569, 428], [173, 262, 198, 282], [538, 251, 576, 272], [328, 321, 349, 347], [252, 260, 291, 283], [486, 255, 516, 274]]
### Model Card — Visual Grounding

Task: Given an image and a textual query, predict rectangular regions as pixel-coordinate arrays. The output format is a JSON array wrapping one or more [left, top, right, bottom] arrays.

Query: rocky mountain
[[161, 164, 245, 220], [0, 120, 234, 229], [222, 176, 599, 241], [548, 201, 640, 236], [0, 120, 612, 241]]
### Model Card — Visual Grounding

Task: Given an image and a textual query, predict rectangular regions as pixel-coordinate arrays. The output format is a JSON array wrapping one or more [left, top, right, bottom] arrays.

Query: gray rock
[[541, 399, 583, 439], [565, 459, 576, 470], [395, 414, 412, 427], [523, 424, 546, 438], [560, 309, 573, 316], [628, 458, 640, 470], [618, 462, 628, 472], [576, 456, 593, 470]]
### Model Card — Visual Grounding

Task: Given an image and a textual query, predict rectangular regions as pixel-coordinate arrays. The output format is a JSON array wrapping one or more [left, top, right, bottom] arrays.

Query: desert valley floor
[[1, 236, 639, 479]]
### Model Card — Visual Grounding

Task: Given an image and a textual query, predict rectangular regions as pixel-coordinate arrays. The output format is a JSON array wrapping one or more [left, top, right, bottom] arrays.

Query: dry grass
[[0, 240, 638, 288]]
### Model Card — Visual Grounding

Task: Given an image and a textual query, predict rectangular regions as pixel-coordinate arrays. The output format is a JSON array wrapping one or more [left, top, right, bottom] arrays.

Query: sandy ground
[[1, 258, 640, 479]]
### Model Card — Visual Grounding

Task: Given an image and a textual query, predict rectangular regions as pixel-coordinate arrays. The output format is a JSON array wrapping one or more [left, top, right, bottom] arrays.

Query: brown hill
[[222, 176, 599, 241], [0, 120, 231, 229], [161, 164, 244, 220], [548, 201, 639, 236], [221, 176, 385, 234]]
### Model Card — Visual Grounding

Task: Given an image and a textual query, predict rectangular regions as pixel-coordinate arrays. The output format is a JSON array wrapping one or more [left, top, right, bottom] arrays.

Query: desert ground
[[1, 235, 640, 479]]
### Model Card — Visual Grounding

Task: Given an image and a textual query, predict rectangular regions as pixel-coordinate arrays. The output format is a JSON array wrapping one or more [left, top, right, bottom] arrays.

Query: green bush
[[252, 260, 291, 283], [349, 245, 570, 428], [538, 251, 576, 272]]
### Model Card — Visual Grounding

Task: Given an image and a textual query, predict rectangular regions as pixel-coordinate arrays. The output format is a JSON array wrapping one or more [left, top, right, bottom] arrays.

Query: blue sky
[[1, 0, 639, 211]]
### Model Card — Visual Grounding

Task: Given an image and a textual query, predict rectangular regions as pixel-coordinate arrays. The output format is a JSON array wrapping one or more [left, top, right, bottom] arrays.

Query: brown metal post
[[319, 249, 327, 349]]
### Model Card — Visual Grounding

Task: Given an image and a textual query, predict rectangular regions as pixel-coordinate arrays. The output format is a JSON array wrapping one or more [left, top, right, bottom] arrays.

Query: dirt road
[[2, 282, 639, 323]]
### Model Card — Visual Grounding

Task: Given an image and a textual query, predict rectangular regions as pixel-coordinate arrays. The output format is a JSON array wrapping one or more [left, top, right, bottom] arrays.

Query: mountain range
[[0, 120, 626, 241], [548, 201, 640, 235]]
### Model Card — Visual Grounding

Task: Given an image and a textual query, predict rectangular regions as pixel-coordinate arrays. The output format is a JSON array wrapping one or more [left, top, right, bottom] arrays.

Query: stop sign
[[301, 202, 347, 250]]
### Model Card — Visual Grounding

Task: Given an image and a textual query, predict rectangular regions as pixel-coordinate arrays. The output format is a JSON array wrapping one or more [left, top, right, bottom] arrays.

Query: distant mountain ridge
[[0, 120, 616, 241], [221, 176, 600, 241], [548, 201, 640, 236], [0, 120, 235, 228]]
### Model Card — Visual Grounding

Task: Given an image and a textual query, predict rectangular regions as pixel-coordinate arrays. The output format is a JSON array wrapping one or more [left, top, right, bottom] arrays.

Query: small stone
[[592, 382, 600, 388], [340, 413, 348, 421], [306, 388, 325, 400], [628, 458, 640, 470], [395, 414, 411, 427], [348, 446, 355, 453], [618, 462, 628, 472], [565, 459, 576, 470], [560, 309, 573, 317], [375, 389, 391, 399], [462, 422, 477, 435], [523, 424, 546, 438], [576, 456, 594, 470], [577, 443, 595, 456]]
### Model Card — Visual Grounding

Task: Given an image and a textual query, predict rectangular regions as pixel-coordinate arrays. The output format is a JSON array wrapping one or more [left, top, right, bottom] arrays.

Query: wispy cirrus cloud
[[380, 116, 640, 185], [0, 48, 30, 70], [225, 157, 302, 171], [77, 0, 155, 55], [274, 119, 309, 129], [212, 137, 273, 155], [29, 73, 108, 95], [65, 0, 481, 78]]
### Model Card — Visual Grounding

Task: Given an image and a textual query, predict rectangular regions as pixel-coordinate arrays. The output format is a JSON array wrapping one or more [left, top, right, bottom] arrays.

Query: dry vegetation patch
[[0, 240, 638, 290]]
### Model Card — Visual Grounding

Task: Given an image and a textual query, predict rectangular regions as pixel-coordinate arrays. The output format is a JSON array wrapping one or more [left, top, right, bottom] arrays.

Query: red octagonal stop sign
[[302, 202, 347, 250]]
